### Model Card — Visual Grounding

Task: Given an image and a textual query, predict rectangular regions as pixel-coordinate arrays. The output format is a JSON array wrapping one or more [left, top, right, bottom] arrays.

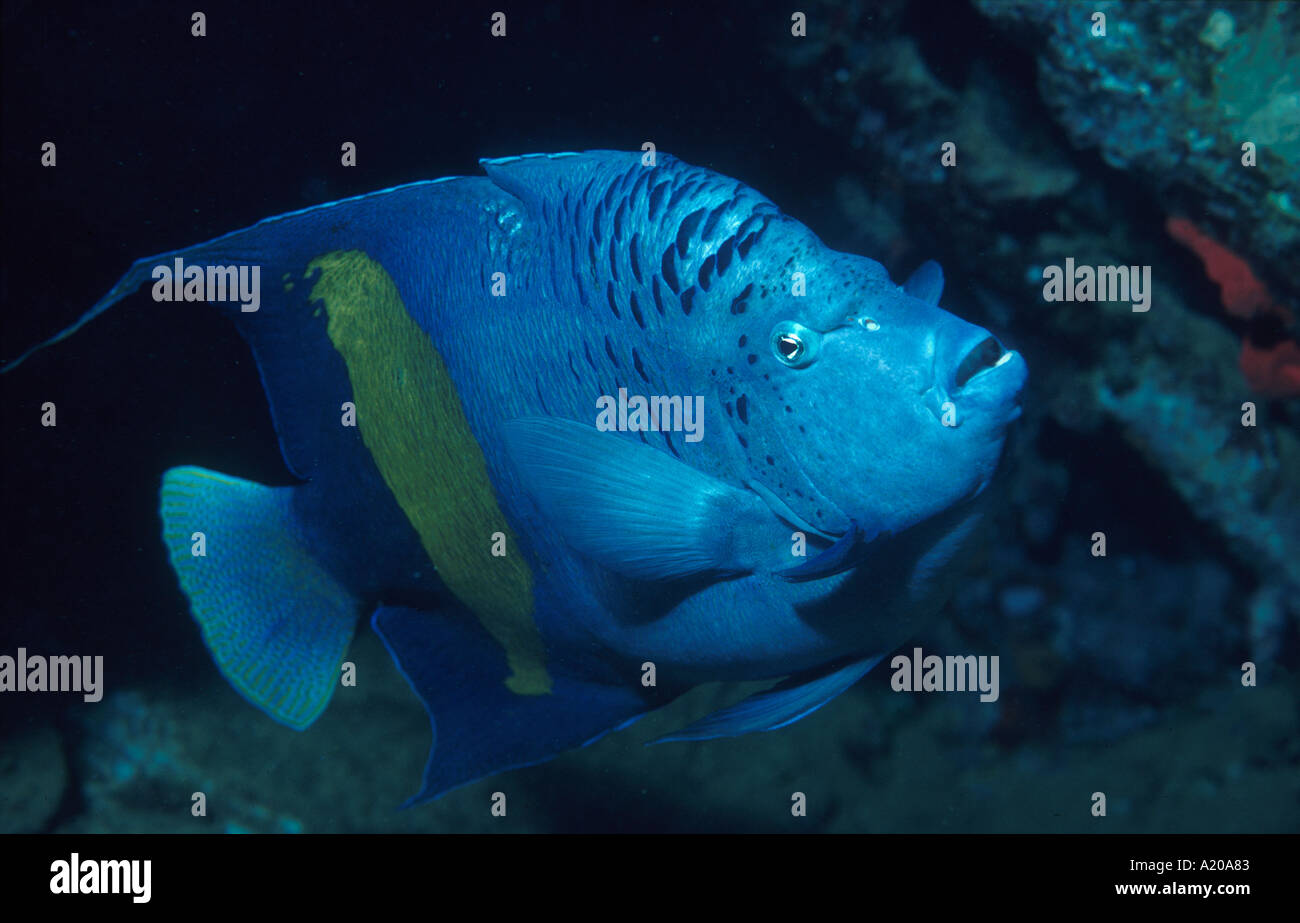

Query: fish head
[[714, 241, 1027, 556]]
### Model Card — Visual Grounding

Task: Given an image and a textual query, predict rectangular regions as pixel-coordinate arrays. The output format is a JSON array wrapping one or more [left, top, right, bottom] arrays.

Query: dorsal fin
[[479, 150, 637, 213]]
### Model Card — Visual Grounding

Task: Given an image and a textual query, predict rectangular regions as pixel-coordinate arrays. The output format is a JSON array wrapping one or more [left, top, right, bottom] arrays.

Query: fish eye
[[770, 321, 820, 368], [776, 333, 803, 361]]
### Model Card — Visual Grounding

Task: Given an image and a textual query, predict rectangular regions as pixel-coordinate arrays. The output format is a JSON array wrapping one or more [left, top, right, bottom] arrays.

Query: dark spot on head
[[747, 354, 758, 365], [629, 233, 643, 284], [680, 287, 696, 315], [737, 433, 748, 448], [661, 248, 680, 292], [667, 181, 695, 213], [648, 181, 670, 218], [736, 394, 749, 424], [702, 203, 728, 239], [614, 198, 628, 239], [738, 334, 748, 347], [765, 455, 775, 466], [676, 208, 707, 258], [605, 281, 620, 318], [716, 237, 735, 275], [730, 282, 753, 315], [698, 253, 717, 292]]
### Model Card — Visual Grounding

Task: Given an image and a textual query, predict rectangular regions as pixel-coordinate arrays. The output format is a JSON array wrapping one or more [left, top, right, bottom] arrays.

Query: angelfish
[[4, 151, 1027, 803]]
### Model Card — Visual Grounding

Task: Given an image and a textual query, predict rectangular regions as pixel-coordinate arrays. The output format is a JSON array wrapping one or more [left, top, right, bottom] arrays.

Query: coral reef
[[1165, 216, 1300, 396], [972, 0, 1300, 290]]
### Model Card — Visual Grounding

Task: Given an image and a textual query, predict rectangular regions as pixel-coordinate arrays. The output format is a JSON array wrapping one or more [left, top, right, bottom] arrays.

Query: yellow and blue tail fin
[[159, 466, 358, 730]]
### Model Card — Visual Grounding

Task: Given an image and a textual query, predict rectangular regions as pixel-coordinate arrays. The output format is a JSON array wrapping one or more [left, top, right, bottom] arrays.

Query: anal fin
[[372, 605, 656, 804]]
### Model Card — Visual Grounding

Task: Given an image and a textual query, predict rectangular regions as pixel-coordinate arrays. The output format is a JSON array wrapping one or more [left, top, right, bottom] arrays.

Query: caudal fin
[[159, 466, 358, 729]]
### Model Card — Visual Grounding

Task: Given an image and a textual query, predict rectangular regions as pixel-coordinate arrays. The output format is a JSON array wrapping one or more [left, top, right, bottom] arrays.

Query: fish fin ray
[[502, 416, 759, 580], [372, 605, 654, 804], [160, 466, 358, 730], [904, 259, 944, 304], [651, 654, 884, 743]]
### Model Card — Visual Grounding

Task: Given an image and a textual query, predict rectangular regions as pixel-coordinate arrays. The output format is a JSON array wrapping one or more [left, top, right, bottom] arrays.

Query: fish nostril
[[954, 336, 1004, 389]]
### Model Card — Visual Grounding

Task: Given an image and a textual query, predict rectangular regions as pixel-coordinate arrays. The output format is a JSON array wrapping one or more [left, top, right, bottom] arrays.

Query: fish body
[[5, 151, 1027, 802]]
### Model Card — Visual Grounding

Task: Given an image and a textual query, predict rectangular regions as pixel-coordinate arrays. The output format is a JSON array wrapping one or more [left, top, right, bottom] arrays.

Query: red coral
[[1165, 216, 1299, 397], [1240, 339, 1300, 399]]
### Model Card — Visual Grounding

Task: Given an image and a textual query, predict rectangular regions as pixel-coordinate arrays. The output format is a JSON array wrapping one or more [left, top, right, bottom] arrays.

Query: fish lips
[[924, 344, 1027, 426]]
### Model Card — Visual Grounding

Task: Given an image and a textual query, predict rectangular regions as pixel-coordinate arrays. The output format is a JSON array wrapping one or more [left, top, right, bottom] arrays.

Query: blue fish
[[4, 151, 1027, 803]]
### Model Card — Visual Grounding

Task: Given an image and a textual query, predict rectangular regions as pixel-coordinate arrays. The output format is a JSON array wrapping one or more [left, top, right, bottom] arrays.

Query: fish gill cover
[[0, 0, 1296, 843]]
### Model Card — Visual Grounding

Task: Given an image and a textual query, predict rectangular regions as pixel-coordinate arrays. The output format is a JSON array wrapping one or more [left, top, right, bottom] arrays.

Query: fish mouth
[[923, 334, 1025, 424], [953, 336, 1013, 390]]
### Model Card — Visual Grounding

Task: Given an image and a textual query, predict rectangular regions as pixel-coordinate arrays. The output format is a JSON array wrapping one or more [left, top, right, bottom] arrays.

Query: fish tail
[[159, 465, 359, 729]]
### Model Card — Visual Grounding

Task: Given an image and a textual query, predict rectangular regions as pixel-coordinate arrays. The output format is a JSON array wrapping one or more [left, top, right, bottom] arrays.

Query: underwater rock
[[0, 721, 66, 832], [1092, 303, 1300, 599], [775, 0, 1079, 213], [972, 0, 1300, 293], [67, 689, 309, 834]]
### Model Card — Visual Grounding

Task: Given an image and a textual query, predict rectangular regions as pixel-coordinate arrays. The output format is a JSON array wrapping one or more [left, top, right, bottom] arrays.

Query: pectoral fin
[[502, 417, 768, 581], [775, 520, 868, 582]]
